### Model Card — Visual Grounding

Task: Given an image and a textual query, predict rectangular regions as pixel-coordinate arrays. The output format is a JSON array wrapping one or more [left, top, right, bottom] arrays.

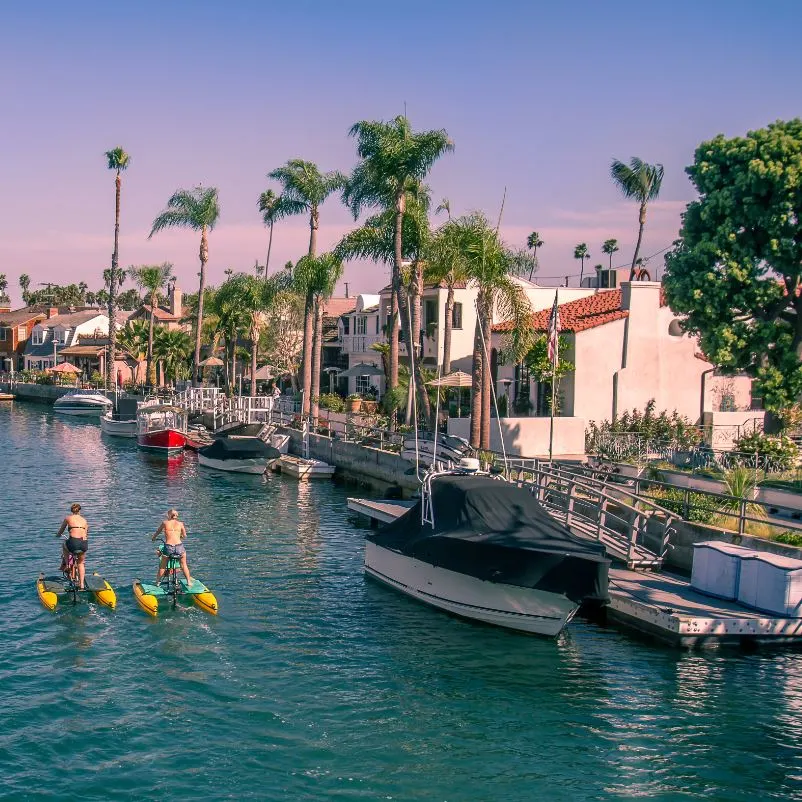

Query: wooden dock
[[348, 496, 802, 648]]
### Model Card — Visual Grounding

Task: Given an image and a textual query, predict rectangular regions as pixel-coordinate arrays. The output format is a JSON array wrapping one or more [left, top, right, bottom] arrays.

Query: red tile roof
[[493, 289, 626, 333], [322, 297, 357, 317]]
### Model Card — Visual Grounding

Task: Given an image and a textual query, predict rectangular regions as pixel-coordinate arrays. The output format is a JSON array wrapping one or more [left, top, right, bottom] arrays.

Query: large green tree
[[153, 327, 192, 385], [132, 263, 173, 386], [345, 116, 453, 392], [610, 157, 664, 280], [149, 186, 220, 384], [104, 147, 130, 389], [267, 160, 346, 416], [663, 119, 802, 412]]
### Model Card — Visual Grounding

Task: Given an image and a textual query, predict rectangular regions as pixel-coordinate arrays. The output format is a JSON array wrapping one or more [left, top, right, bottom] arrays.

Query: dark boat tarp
[[369, 474, 610, 604], [199, 438, 280, 462]]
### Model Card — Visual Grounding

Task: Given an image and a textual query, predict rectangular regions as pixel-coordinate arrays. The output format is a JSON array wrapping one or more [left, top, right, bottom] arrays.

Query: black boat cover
[[199, 438, 280, 461], [369, 474, 610, 603]]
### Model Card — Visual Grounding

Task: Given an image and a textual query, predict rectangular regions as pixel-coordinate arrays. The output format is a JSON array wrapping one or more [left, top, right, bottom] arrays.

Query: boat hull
[[364, 542, 578, 637], [100, 416, 137, 438], [53, 405, 109, 417], [198, 454, 273, 474], [278, 454, 335, 480], [133, 580, 159, 616], [37, 575, 58, 611], [137, 429, 186, 454]]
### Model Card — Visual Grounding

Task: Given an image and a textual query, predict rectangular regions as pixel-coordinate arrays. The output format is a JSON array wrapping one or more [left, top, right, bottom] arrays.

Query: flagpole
[[548, 289, 558, 463]]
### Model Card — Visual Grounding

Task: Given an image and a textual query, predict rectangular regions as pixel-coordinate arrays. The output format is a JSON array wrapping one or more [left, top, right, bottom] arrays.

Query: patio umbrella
[[427, 370, 473, 418], [253, 364, 274, 381], [47, 361, 81, 374], [339, 362, 384, 378], [198, 356, 224, 367]]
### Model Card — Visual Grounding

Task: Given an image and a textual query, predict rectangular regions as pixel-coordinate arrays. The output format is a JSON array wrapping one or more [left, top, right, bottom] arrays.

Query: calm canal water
[[1, 402, 801, 801]]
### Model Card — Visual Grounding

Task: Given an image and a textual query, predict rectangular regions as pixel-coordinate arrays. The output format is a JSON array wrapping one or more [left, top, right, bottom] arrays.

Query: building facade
[[0, 306, 47, 371]]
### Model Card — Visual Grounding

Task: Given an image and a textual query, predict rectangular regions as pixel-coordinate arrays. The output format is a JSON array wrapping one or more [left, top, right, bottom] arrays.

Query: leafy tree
[[601, 238, 619, 271], [345, 115, 453, 391], [523, 334, 574, 414], [207, 277, 250, 389], [149, 185, 220, 384], [610, 157, 664, 280], [261, 288, 304, 392], [663, 120, 802, 412], [573, 243, 590, 284], [105, 146, 130, 389], [132, 263, 173, 385], [267, 160, 346, 416], [0, 274, 8, 304], [153, 327, 192, 385], [117, 288, 142, 310], [19, 274, 30, 304], [116, 319, 150, 383], [526, 231, 544, 281]]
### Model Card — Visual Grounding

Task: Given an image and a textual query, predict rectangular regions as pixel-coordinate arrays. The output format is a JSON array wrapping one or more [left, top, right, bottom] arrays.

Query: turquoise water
[[1, 403, 801, 801]]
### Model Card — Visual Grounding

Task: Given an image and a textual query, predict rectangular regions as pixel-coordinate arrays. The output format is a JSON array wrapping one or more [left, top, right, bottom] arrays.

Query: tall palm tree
[[132, 263, 173, 386], [294, 254, 344, 423], [266, 160, 346, 417], [19, 274, 30, 304], [345, 116, 453, 392], [573, 243, 590, 285], [153, 327, 193, 386], [601, 238, 619, 272], [208, 279, 249, 391], [257, 188, 281, 278], [610, 157, 664, 280], [149, 186, 220, 384], [526, 232, 544, 282], [104, 147, 130, 390], [450, 214, 532, 449], [116, 318, 150, 383], [0, 274, 8, 304]]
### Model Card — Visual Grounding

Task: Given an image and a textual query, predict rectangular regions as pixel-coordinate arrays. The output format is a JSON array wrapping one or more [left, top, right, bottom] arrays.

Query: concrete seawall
[[281, 427, 420, 495], [0, 382, 78, 404]]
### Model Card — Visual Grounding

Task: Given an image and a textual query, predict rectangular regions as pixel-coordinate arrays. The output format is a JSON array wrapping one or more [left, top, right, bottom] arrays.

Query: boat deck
[[348, 496, 802, 648]]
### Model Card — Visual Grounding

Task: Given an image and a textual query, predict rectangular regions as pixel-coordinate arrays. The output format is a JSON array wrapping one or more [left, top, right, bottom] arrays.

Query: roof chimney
[[169, 283, 183, 317], [345, 282, 350, 298], [48, 307, 58, 319]]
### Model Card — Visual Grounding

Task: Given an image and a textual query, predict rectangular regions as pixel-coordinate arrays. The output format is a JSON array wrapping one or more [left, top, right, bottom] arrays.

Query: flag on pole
[[547, 292, 560, 365]]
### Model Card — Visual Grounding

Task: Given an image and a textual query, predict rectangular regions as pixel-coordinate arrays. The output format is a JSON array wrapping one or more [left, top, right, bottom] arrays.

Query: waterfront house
[[338, 294, 382, 396], [24, 309, 109, 371], [450, 281, 757, 456], [128, 282, 187, 332], [0, 306, 47, 371], [320, 296, 355, 394]]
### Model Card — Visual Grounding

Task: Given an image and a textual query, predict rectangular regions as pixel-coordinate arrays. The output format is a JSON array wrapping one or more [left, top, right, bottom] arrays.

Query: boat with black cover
[[198, 437, 281, 473], [364, 467, 610, 636]]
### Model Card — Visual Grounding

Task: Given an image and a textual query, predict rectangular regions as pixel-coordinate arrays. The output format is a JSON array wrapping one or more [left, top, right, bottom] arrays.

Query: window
[[342, 317, 350, 335], [356, 375, 371, 395], [424, 299, 438, 327], [375, 316, 380, 335], [32, 329, 45, 345], [17, 326, 25, 340], [0, 328, 6, 342], [452, 302, 463, 330], [355, 316, 367, 335]]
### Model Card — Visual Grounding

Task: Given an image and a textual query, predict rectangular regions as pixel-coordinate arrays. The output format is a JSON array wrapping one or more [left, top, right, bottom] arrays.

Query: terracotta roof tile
[[322, 297, 356, 317]]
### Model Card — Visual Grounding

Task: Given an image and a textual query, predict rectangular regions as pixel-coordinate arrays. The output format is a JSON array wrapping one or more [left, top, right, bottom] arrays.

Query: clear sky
[[1, 0, 800, 304]]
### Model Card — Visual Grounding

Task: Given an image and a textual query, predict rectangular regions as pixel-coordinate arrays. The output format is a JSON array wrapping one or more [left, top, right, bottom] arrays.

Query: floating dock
[[347, 497, 802, 649]]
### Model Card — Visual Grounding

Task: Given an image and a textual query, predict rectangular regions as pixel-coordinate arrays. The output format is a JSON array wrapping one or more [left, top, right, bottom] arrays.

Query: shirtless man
[[56, 503, 88, 589], [151, 509, 193, 586]]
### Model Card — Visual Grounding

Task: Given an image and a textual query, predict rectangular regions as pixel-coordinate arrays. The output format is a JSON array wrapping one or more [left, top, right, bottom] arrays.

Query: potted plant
[[361, 386, 378, 413], [347, 393, 362, 413]]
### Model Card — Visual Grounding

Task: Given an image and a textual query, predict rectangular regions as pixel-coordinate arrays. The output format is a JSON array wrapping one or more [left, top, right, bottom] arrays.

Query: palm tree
[[153, 327, 192, 386], [601, 238, 619, 271], [0, 274, 8, 304], [449, 214, 532, 449], [149, 186, 220, 384], [257, 189, 281, 278], [209, 279, 250, 390], [610, 157, 664, 280], [132, 263, 173, 386], [19, 274, 30, 304], [294, 254, 345, 423], [104, 147, 130, 390], [266, 160, 346, 417], [526, 232, 544, 282], [345, 116, 453, 392], [573, 243, 590, 285], [116, 318, 150, 383]]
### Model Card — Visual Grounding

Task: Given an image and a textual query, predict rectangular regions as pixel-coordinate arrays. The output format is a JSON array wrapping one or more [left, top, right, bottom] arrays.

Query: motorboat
[[401, 433, 472, 465], [185, 424, 215, 451], [198, 437, 281, 474], [99, 396, 139, 438], [53, 389, 113, 417], [136, 404, 187, 455], [364, 468, 610, 637], [277, 453, 335, 480]]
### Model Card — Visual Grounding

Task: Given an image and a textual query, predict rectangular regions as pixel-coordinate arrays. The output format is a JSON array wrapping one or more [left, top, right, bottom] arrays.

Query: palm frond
[[105, 147, 130, 171], [150, 186, 219, 237]]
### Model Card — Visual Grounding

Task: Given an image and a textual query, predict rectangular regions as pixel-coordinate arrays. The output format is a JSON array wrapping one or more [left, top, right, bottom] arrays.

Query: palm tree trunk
[[309, 208, 318, 257], [250, 321, 258, 392], [107, 171, 121, 391], [480, 306, 493, 451], [469, 306, 483, 449], [265, 222, 274, 279], [193, 225, 209, 386], [443, 285, 454, 375], [399, 271, 432, 430], [147, 290, 156, 387], [579, 257, 585, 285], [301, 291, 314, 417], [629, 203, 647, 280], [389, 195, 404, 390], [311, 296, 324, 425]]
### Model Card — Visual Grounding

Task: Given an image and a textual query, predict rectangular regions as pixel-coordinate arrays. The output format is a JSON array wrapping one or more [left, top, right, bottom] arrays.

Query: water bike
[[132, 540, 218, 616], [37, 542, 116, 611]]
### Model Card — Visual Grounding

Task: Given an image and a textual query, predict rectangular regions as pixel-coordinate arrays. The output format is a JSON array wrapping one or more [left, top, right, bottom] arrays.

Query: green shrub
[[644, 486, 719, 524], [772, 531, 802, 547], [732, 431, 798, 472], [318, 392, 345, 412]]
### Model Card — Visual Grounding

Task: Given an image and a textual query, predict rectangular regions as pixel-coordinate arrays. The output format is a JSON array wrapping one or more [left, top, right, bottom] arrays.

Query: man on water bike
[[56, 503, 88, 589], [152, 509, 193, 586]]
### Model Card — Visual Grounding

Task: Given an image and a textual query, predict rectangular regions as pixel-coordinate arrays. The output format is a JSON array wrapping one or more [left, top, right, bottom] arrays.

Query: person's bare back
[[161, 518, 186, 545]]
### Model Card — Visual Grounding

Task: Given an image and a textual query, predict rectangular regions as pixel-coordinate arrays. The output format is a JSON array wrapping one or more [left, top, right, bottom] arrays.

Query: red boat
[[136, 404, 188, 455]]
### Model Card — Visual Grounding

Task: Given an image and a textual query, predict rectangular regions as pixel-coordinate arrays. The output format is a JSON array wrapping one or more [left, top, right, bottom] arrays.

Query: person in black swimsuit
[[56, 503, 89, 589]]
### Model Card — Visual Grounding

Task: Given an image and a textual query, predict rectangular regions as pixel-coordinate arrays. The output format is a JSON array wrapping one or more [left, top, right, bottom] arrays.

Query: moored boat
[[198, 437, 281, 473], [136, 404, 188, 455], [100, 396, 139, 438], [364, 469, 610, 637], [277, 454, 335, 480], [53, 389, 113, 417]]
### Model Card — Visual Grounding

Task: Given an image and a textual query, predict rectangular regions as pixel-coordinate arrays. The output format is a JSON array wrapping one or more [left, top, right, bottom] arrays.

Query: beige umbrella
[[428, 370, 473, 418], [47, 361, 81, 373], [198, 356, 225, 367]]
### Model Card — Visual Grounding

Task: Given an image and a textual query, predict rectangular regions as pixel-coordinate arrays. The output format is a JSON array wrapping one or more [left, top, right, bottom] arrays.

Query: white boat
[[198, 438, 281, 474], [53, 389, 113, 417], [278, 454, 335, 480], [99, 397, 140, 438], [364, 469, 610, 637]]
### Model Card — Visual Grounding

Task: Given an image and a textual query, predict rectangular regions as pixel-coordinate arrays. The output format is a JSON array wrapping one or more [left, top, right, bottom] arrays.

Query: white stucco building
[[24, 309, 110, 370]]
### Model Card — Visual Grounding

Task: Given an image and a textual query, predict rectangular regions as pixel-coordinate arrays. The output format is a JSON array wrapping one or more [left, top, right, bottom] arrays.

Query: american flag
[[547, 292, 560, 365]]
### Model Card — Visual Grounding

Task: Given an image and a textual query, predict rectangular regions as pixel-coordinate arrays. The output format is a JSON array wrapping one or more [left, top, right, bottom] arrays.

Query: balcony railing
[[340, 333, 382, 353]]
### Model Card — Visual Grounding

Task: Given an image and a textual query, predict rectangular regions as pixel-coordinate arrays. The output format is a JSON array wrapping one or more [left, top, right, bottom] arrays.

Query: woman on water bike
[[56, 503, 88, 589], [152, 509, 193, 586]]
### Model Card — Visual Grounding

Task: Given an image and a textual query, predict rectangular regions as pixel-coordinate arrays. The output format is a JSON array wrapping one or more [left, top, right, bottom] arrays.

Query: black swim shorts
[[66, 537, 88, 554]]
